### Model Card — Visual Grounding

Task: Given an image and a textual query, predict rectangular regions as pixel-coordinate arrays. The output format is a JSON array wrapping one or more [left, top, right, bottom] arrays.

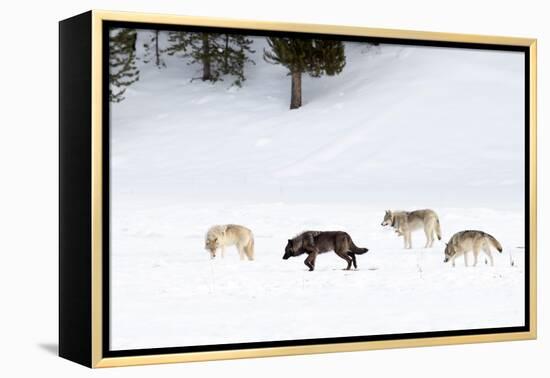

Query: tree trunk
[[224, 34, 229, 72], [202, 34, 212, 81], [290, 70, 302, 109], [155, 30, 160, 67], [130, 30, 137, 52]]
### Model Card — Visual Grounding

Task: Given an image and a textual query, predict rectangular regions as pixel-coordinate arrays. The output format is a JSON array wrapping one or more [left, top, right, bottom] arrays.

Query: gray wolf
[[204, 224, 254, 260], [381, 209, 442, 248], [283, 231, 368, 271], [444, 230, 503, 267]]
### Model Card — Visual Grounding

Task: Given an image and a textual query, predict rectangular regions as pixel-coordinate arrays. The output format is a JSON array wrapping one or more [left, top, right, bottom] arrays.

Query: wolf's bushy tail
[[486, 233, 503, 253], [435, 218, 442, 240], [349, 238, 368, 254]]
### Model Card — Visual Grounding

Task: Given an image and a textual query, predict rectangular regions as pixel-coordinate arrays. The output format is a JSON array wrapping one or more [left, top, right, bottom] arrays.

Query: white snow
[[110, 32, 526, 350]]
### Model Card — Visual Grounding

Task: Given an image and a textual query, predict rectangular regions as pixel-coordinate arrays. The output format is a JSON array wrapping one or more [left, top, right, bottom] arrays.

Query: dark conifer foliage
[[221, 34, 255, 86], [264, 38, 346, 109], [164, 30, 190, 59], [109, 28, 140, 103], [109, 29, 347, 108], [165, 32, 255, 86], [143, 30, 166, 68]]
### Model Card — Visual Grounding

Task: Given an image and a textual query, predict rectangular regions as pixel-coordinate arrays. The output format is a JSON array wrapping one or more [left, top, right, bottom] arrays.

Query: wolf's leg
[[304, 251, 318, 271], [463, 251, 469, 267], [429, 224, 436, 247], [424, 227, 431, 248], [237, 245, 245, 260], [221, 245, 225, 259], [347, 252, 357, 269], [304, 255, 313, 271], [473, 248, 479, 267], [483, 244, 494, 266], [406, 232, 412, 249], [335, 250, 353, 270]]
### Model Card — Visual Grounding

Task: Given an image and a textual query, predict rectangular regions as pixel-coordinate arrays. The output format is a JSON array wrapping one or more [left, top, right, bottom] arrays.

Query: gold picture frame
[[59, 9, 537, 368]]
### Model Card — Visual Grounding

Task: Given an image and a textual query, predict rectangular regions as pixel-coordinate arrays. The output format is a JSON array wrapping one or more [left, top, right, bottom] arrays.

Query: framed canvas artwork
[[59, 10, 537, 368]]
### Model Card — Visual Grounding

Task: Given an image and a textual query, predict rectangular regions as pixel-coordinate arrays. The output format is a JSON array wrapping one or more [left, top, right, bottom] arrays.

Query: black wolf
[[283, 231, 369, 271]]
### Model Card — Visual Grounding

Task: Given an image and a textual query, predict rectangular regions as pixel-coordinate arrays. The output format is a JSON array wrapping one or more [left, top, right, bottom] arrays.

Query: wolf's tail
[[435, 218, 442, 240], [486, 233, 503, 253], [349, 238, 369, 254], [245, 237, 255, 260]]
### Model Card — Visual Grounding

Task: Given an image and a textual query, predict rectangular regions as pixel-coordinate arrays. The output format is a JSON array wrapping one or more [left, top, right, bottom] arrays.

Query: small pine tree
[[264, 38, 346, 109], [109, 28, 140, 103], [194, 33, 222, 82], [221, 34, 255, 86], [165, 32, 254, 86], [143, 30, 166, 68], [164, 30, 190, 59]]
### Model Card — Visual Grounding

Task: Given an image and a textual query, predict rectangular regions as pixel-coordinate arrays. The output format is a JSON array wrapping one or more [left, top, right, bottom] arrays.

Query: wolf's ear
[[288, 239, 292, 243], [445, 242, 448, 246]]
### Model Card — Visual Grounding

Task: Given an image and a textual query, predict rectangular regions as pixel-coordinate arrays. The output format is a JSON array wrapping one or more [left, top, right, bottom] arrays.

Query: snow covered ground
[[110, 32, 526, 350]]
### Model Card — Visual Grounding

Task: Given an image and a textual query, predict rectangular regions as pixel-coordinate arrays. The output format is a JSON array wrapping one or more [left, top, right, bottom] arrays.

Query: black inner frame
[[102, 20, 531, 358]]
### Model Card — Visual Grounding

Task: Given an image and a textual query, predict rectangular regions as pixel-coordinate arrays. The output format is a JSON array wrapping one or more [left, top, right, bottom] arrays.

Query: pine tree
[[196, 33, 219, 81], [220, 34, 255, 86], [164, 30, 190, 57], [165, 32, 254, 86], [143, 30, 166, 68], [264, 38, 346, 109], [109, 28, 140, 103]]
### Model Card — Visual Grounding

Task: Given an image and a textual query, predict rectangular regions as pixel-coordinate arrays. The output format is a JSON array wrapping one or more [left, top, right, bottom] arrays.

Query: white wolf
[[444, 230, 503, 267], [381, 209, 441, 249], [204, 224, 255, 260]]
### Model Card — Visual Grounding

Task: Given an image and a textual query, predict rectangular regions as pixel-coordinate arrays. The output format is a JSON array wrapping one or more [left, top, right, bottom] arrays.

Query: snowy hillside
[[112, 36, 524, 207], [110, 32, 526, 350]]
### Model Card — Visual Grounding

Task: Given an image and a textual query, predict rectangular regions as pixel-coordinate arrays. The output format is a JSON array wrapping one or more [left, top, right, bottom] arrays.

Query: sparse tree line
[[109, 28, 346, 109]]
